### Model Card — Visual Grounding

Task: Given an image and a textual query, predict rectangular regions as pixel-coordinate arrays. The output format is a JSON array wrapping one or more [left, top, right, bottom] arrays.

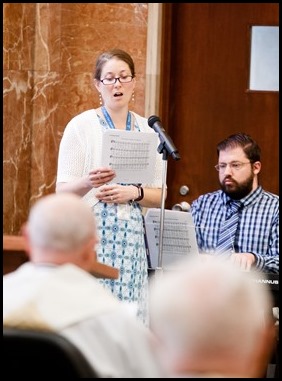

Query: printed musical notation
[[101, 130, 158, 184], [144, 209, 199, 269]]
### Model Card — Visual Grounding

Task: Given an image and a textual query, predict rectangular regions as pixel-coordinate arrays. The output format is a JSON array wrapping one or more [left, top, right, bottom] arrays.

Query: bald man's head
[[25, 193, 97, 253], [149, 256, 274, 377]]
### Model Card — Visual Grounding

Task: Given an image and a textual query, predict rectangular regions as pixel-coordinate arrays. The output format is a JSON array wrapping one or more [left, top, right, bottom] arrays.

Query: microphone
[[148, 115, 180, 160]]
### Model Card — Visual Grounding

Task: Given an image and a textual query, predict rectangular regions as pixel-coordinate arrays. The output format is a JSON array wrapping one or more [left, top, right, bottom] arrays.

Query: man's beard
[[220, 174, 254, 200]]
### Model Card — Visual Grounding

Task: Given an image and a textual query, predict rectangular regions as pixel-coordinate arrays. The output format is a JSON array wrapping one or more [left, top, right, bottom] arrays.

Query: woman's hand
[[96, 184, 137, 204], [88, 167, 116, 188]]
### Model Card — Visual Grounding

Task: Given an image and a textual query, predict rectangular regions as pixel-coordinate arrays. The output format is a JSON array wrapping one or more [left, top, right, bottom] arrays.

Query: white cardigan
[[56, 109, 164, 207]]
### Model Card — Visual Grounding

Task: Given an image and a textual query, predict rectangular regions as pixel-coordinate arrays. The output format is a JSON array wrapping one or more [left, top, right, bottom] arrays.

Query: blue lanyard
[[101, 106, 131, 131]]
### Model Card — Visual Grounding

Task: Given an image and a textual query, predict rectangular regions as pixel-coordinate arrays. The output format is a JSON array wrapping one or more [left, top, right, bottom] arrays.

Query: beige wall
[[3, 3, 149, 234]]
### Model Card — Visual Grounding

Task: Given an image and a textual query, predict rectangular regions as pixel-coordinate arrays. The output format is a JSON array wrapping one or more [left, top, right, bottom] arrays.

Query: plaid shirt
[[191, 186, 279, 274]]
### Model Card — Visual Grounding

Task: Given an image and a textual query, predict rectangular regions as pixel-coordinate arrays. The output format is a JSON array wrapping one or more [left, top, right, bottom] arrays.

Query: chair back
[[3, 327, 98, 378]]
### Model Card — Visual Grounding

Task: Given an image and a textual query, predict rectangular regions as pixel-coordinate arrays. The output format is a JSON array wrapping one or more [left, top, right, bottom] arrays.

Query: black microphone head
[[148, 115, 161, 127]]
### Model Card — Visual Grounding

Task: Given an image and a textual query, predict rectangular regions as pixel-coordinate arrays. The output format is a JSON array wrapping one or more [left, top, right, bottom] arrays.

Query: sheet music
[[144, 208, 199, 269], [101, 130, 158, 184]]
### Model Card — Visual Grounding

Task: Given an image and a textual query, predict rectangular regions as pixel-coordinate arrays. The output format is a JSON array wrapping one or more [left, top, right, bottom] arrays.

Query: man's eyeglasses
[[215, 161, 251, 172], [100, 76, 134, 85]]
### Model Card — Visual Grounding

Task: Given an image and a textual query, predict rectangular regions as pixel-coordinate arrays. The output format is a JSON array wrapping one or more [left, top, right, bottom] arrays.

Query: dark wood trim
[[3, 235, 119, 279]]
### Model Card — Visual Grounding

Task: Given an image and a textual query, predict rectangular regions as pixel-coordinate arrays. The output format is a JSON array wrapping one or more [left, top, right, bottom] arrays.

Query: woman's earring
[[131, 91, 135, 103], [99, 93, 103, 105]]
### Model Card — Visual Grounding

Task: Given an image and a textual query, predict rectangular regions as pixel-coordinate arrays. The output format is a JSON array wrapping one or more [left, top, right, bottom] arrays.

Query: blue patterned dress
[[93, 114, 149, 325], [57, 109, 163, 326]]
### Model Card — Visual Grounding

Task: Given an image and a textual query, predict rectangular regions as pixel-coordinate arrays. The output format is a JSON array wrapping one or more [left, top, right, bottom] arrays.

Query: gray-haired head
[[26, 193, 96, 252], [150, 256, 273, 376]]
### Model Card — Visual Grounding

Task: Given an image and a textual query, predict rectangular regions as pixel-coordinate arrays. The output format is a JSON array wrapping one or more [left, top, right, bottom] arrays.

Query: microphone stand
[[155, 143, 179, 278]]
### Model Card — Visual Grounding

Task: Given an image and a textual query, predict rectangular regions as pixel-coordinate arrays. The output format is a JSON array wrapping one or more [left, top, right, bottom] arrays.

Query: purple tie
[[216, 201, 242, 254]]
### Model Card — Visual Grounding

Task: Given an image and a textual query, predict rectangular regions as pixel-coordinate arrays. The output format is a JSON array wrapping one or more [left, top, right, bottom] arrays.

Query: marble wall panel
[[3, 69, 33, 233], [3, 3, 149, 235], [3, 3, 36, 71]]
